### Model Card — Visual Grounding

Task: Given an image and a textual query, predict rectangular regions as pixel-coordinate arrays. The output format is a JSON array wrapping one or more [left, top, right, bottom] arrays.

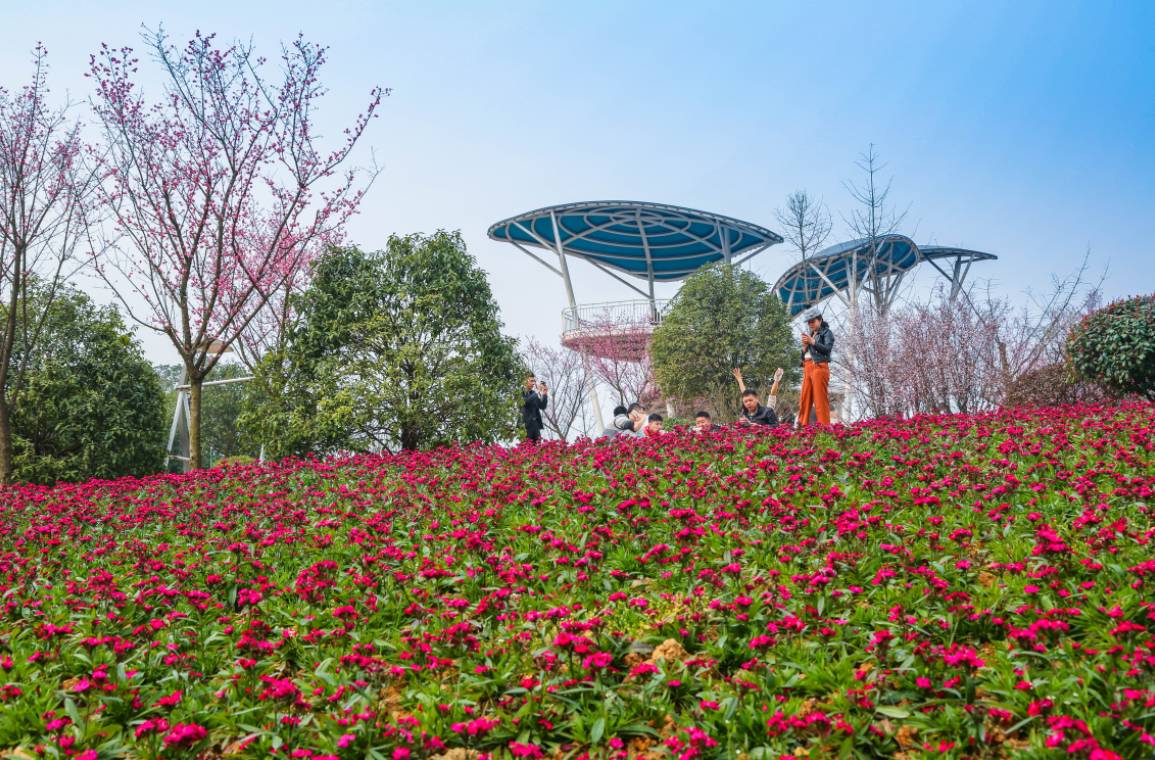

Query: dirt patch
[[647, 638, 688, 666], [896, 724, 919, 749], [3, 749, 38, 760], [433, 750, 480, 760], [627, 736, 662, 759], [375, 683, 405, 720]]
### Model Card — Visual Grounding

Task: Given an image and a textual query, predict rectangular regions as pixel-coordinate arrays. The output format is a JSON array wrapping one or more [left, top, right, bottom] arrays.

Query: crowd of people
[[522, 307, 834, 442]]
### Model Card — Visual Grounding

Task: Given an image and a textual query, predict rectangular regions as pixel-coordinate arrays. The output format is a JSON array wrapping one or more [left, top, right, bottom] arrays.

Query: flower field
[[1, 404, 1154, 759]]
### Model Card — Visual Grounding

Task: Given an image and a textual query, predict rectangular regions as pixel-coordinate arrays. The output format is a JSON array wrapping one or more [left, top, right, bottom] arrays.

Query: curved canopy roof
[[774, 235, 998, 316], [488, 201, 782, 282], [919, 245, 1000, 263]]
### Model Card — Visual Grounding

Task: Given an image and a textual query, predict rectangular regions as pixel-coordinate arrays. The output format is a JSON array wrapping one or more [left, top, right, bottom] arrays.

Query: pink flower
[[582, 651, 614, 670], [450, 717, 500, 736], [162, 723, 207, 747]]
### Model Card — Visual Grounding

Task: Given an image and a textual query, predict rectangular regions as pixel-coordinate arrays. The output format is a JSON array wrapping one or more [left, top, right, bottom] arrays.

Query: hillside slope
[[0, 404, 1153, 758]]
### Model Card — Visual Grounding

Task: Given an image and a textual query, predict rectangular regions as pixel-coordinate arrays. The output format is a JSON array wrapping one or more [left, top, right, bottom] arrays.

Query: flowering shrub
[[0, 403, 1153, 758]]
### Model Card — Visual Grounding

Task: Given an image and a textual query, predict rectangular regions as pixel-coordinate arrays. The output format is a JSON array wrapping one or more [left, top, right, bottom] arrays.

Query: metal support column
[[551, 211, 605, 433], [635, 210, 658, 321]]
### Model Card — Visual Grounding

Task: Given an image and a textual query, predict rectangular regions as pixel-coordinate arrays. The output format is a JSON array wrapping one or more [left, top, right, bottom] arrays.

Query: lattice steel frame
[[774, 235, 998, 317], [489, 200, 782, 310]]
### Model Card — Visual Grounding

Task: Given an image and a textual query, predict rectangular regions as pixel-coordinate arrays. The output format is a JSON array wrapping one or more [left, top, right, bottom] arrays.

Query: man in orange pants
[[798, 307, 834, 426]]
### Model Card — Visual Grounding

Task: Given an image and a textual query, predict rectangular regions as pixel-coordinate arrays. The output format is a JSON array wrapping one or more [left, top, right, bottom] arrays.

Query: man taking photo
[[521, 373, 548, 443]]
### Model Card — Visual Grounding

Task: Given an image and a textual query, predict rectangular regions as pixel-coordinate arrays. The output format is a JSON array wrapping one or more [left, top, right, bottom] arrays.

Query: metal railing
[[561, 299, 672, 336]]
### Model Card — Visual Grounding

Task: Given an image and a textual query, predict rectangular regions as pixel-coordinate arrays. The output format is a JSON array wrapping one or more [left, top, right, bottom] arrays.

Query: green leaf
[[591, 716, 606, 744], [875, 706, 912, 719]]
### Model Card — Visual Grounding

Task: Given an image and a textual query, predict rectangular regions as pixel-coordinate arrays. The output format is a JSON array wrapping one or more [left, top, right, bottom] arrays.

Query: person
[[798, 307, 834, 425], [601, 405, 634, 439], [694, 411, 722, 433], [625, 402, 648, 437], [644, 413, 664, 436], [520, 373, 548, 442], [732, 367, 785, 426]]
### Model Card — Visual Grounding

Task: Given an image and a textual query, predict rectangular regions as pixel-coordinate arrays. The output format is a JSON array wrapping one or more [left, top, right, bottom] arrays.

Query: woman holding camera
[[798, 307, 834, 426]]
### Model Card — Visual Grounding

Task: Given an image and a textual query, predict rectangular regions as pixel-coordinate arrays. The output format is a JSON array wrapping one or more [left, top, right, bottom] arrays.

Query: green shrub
[[9, 287, 165, 483], [1067, 295, 1155, 399]]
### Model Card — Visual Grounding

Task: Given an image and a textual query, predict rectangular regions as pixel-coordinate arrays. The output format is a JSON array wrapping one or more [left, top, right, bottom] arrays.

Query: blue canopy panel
[[773, 235, 998, 316], [488, 201, 783, 282]]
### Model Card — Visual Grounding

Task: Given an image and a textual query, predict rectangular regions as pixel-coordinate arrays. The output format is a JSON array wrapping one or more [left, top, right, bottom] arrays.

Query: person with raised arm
[[732, 366, 785, 426]]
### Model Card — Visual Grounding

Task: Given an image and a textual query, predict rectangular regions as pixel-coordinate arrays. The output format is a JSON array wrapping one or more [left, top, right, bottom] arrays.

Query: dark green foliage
[[242, 232, 522, 455], [9, 287, 165, 483], [651, 264, 798, 416], [1067, 294, 1155, 399]]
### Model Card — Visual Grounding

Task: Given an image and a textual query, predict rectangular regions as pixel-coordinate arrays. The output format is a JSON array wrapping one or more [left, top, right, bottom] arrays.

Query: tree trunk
[[0, 394, 12, 484], [997, 339, 1011, 404], [400, 424, 419, 452], [188, 377, 204, 469]]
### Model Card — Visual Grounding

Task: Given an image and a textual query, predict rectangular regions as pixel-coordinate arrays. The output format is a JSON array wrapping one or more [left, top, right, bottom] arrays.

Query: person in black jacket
[[693, 411, 722, 433], [798, 307, 834, 425], [521, 373, 548, 442], [732, 367, 785, 426]]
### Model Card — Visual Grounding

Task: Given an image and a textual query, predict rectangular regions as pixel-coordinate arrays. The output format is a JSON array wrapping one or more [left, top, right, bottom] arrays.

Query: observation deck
[[560, 298, 671, 358]]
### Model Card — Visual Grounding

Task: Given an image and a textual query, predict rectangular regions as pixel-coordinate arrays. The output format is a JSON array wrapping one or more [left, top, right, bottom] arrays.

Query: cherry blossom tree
[[0, 45, 102, 482], [986, 254, 1101, 391], [838, 305, 904, 418], [231, 251, 316, 371], [841, 262, 1100, 418], [88, 29, 382, 467], [572, 315, 657, 409]]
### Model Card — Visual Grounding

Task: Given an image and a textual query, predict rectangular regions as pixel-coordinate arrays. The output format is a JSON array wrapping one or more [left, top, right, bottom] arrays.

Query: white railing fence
[[561, 299, 672, 335]]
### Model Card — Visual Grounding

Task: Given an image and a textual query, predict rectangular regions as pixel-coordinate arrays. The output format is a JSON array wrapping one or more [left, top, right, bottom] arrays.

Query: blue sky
[[2, 1, 1152, 362]]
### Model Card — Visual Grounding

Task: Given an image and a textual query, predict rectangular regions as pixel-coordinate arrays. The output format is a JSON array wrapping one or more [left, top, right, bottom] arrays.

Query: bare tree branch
[[775, 190, 831, 261]]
